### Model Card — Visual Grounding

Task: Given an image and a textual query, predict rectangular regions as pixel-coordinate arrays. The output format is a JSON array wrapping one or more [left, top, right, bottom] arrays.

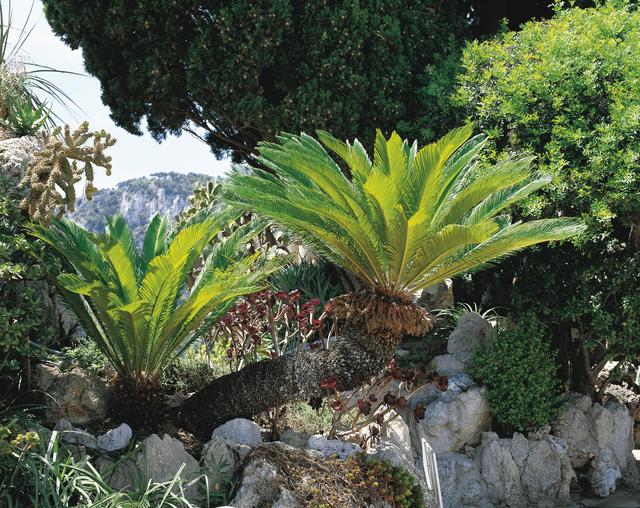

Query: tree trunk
[[181, 324, 396, 439]]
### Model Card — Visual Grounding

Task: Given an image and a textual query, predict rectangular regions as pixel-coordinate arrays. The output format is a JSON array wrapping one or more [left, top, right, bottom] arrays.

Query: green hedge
[[455, 1, 640, 389]]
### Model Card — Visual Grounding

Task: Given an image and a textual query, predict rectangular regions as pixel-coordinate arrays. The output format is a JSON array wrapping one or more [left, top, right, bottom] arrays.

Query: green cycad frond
[[224, 125, 586, 298], [30, 214, 283, 389]]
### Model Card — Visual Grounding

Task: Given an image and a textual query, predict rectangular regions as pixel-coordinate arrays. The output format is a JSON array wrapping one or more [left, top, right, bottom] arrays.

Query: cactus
[[19, 122, 116, 223]]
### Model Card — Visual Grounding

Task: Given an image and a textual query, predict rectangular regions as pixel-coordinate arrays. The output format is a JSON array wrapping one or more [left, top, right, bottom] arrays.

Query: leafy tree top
[[42, 0, 469, 160]]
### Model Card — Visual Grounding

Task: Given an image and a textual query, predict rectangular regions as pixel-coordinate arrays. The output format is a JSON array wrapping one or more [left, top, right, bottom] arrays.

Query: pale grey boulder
[[476, 432, 575, 507], [99, 434, 200, 498], [97, 423, 132, 452], [551, 393, 638, 496], [306, 435, 361, 459], [278, 428, 310, 449], [0, 135, 42, 181], [211, 418, 262, 446], [411, 386, 491, 454], [446, 312, 494, 364]]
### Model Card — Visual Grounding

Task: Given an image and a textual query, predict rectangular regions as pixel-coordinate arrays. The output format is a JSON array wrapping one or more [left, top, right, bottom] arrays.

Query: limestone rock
[[96, 423, 132, 452], [211, 418, 262, 446], [0, 135, 42, 182], [412, 386, 491, 454], [139, 434, 200, 492], [36, 364, 109, 424], [306, 435, 361, 459], [98, 434, 200, 498], [54, 419, 98, 448], [477, 433, 574, 507], [589, 448, 621, 497], [430, 354, 465, 377], [229, 443, 304, 508], [382, 412, 413, 457], [521, 439, 563, 503], [437, 452, 491, 508], [552, 392, 636, 496], [202, 435, 242, 491], [446, 312, 493, 364], [418, 279, 454, 310], [279, 428, 310, 449], [481, 438, 524, 506]]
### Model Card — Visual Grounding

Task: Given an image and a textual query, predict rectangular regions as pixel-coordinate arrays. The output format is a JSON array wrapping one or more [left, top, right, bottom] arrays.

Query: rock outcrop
[[430, 311, 494, 376], [36, 364, 109, 424], [551, 393, 640, 496], [409, 374, 491, 454]]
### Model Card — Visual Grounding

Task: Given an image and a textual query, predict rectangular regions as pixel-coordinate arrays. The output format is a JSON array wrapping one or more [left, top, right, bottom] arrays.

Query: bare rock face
[[410, 384, 491, 454], [211, 418, 262, 446], [0, 135, 42, 182], [551, 393, 638, 496], [430, 312, 493, 376], [100, 434, 200, 498], [36, 364, 109, 424]]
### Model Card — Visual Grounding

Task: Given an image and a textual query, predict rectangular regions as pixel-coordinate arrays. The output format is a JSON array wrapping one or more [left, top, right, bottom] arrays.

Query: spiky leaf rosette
[[29, 212, 284, 391], [224, 125, 586, 338]]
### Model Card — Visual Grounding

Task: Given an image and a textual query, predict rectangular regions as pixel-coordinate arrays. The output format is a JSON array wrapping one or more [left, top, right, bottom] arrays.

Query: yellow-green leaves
[[30, 214, 282, 388], [224, 125, 585, 297]]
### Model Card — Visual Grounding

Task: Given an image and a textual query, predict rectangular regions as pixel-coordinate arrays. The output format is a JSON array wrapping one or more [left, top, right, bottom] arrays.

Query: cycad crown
[[30, 213, 281, 389], [225, 124, 585, 300]]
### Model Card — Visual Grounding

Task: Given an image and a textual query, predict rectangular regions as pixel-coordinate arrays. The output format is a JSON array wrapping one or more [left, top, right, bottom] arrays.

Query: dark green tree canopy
[[45, 1, 567, 161], [44, 1, 470, 160]]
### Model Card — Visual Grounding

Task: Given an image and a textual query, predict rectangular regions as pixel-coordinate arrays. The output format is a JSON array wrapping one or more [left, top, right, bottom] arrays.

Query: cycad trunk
[[181, 324, 396, 439]]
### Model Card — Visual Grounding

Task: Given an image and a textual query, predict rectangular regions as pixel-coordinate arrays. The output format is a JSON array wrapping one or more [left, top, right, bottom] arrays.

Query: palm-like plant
[[181, 125, 585, 438], [222, 124, 584, 336], [30, 213, 281, 393]]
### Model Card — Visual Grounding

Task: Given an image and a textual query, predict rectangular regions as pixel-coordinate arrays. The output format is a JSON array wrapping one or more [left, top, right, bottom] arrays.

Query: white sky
[[3, 0, 231, 188]]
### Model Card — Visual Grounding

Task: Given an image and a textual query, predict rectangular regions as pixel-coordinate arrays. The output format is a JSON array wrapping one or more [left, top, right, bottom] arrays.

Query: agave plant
[[181, 125, 585, 437], [30, 213, 281, 392]]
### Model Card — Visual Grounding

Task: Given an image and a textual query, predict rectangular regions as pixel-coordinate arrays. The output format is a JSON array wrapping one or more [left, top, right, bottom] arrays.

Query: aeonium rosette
[[211, 289, 335, 371]]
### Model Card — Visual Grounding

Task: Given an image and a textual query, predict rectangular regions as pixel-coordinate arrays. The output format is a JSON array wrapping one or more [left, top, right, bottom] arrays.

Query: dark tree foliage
[[43, 1, 470, 160], [43, 1, 574, 161]]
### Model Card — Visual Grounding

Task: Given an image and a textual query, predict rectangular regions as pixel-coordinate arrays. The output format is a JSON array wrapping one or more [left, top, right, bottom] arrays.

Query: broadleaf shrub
[[455, 1, 640, 391], [469, 317, 560, 432], [0, 178, 56, 372]]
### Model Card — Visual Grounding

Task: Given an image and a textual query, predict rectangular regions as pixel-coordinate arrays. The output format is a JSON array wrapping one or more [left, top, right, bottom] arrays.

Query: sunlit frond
[[224, 125, 586, 299]]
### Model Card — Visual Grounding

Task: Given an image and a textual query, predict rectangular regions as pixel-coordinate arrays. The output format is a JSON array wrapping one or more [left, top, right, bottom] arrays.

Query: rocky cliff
[[70, 172, 212, 242]]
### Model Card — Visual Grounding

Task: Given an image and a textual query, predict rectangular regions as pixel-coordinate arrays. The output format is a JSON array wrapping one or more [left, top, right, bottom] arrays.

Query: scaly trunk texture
[[181, 324, 396, 439]]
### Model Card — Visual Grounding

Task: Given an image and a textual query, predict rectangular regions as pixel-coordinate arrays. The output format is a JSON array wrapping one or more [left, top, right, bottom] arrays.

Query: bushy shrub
[[469, 317, 560, 432], [455, 1, 640, 392], [0, 179, 57, 373]]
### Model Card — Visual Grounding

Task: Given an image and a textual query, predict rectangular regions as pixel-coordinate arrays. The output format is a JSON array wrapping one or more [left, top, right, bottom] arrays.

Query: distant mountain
[[70, 172, 212, 242]]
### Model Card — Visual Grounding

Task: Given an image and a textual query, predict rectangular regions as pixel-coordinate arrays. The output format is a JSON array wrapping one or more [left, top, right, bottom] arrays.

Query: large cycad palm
[[182, 125, 584, 437], [31, 213, 280, 392]]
